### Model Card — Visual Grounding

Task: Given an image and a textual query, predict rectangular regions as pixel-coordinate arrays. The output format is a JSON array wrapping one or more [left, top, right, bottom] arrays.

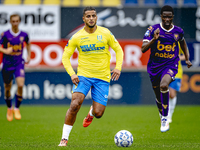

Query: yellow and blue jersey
[[62, 26, 124, 82]]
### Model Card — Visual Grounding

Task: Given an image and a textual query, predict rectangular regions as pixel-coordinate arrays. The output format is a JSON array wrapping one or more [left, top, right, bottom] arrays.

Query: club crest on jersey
[[97, 35, 102, 41], [97, 35, 104, 43], [20, 36, 24, 42], [174, 34, 179, 41]]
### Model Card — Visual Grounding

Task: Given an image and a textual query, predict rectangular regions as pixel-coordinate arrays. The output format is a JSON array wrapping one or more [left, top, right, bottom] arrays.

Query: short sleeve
[[0, 32, 5, 45], [143, 26, 154, 42], [179, 28, 184, 41], [24, 33, 30, 44]]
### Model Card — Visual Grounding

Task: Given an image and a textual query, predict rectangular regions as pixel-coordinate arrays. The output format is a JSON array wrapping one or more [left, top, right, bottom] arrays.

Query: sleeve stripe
[[143, 39, 150, 42]]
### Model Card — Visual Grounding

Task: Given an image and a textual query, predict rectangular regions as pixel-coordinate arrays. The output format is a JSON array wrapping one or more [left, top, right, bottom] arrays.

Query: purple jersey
[[0, 29, 29, 70], [143, 23, 184, 76]]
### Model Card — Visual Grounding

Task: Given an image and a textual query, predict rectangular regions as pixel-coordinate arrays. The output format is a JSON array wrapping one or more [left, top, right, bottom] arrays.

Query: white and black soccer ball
[[114, 130, 133, 147]]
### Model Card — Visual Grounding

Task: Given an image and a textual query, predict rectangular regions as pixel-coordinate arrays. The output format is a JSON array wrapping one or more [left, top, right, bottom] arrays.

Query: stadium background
[[0, 0, 200, 105]]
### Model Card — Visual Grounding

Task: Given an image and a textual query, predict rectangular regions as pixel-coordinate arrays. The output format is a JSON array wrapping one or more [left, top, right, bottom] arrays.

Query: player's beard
[[86, 22, 96, 28]]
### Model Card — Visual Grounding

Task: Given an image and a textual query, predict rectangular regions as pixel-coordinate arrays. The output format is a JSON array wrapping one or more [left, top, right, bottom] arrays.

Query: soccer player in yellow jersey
[[168, 43, 187, 123], [58, 7, 124, 146]]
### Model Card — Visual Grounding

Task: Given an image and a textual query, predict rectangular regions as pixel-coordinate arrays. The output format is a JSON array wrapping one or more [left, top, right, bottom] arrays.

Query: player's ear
[[82, 16, 85, 23]]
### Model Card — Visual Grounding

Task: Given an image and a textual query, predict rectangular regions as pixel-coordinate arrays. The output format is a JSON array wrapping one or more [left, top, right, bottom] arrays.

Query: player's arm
[[0, 47, 13, 54], [62, 37, 79, 85], [26, 42, 31, 63], [108, 32, 124, 81], [179, 39, 192, 68], [141, 28, 160, 53], [0, 33, 13, 54]]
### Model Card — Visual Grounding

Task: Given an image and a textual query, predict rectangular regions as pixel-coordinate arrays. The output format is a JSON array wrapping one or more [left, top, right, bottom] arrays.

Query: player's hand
[[153, 28, 160, 40], [71, 74, 79, 86], [26, 56, 31, 64], [111, 69, 121, 81], [5, 47, 13, 55], [185, 60, 192, 68]]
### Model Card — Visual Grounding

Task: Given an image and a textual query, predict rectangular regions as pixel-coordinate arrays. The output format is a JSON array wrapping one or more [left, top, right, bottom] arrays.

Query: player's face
[[161, 11, 173, 27], [10, 16, 20, 29], [83, 10, 97, 28]]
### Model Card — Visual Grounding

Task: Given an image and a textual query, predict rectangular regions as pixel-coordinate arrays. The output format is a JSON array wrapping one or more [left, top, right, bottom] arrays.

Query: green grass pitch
[[0, 105, 200, 150]]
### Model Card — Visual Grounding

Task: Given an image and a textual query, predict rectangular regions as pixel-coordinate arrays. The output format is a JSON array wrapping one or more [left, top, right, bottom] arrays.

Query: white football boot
[[160, 116, 169, 132]]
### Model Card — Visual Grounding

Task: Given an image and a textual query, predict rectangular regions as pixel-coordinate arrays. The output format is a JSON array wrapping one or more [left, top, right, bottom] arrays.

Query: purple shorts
[[1, 62, 25, 84], [149, 67, 177, 87]]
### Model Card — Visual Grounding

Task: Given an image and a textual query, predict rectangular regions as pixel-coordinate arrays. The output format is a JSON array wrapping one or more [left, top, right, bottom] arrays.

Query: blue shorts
[[1, 62, 25, 84], [72, 76, 110, 106], [149, 67, 177, 87], [169, 78, 181, 92]]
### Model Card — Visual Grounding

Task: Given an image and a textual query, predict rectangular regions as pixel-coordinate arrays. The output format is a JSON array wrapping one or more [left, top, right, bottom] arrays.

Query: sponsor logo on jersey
[[144, 30, 150, 37], [80, 44, 105, 52], [155, 40, 176, 58]]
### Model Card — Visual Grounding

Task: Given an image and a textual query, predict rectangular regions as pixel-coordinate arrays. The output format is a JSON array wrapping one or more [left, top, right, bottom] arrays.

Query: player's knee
[[160, 84, 168, 92], [69, 100, 82, 113], [18, 84, 24, 89], [4, 90, 11, 98], [169, 93, 175, 99], [94, 111, 104, 119]]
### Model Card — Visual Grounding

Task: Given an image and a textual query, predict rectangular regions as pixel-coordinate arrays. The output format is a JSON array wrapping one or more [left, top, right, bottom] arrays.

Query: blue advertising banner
[[0, 71, 199, 105], [0, 72, 142, 105], [183, 42, 200, 67]]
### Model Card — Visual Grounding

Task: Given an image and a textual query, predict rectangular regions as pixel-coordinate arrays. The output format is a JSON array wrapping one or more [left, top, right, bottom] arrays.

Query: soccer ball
[[114, 130, 133, 147]]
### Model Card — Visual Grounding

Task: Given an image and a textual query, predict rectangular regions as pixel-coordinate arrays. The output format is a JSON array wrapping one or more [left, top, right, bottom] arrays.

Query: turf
[[0, 105, 200, 150]]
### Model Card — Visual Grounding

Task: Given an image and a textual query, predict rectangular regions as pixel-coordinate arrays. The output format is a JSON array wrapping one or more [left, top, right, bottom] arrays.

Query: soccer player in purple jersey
[[0, 14, 31, 121], [141, 5, 192, 132]]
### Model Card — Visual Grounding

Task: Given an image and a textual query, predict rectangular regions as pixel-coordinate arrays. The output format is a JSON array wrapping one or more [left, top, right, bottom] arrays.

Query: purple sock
[[160, 90, 169, 117], [15, 94, 22, 108], [5, 97, 12, 108], [155, 99, 162, 115], [153, 87, 162, 115]]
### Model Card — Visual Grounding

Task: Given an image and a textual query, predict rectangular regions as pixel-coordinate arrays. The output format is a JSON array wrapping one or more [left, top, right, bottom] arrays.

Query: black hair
[[83, 6, 96, 16], [160, 5, 174, 15]]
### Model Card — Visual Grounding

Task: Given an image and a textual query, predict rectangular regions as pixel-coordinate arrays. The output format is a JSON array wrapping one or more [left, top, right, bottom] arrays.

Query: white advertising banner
[[0, 5, 60, 41]]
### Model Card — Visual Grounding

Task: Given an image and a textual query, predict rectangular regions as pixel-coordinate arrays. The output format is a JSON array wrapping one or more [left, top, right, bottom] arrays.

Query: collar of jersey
[[10, 29, 21, 37], [84, 25, 98, 34], [160, 23, 174, 32]]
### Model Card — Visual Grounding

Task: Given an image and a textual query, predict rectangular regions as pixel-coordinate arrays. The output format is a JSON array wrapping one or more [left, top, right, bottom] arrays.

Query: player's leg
[[160, 73, 172, 117], [160, 73, 172, 132], [4, 82, 13, 121], [59, 92, 85, 146], [168, 78, 180, 123], [153, 86, 162, 117], [92, 101, 106, 118], [14, 77, 25, 120], [149, 74, 162, 118], [4, 82, 13, 108], [13, 63, 25, 120], [2, 69, 14, 121], [59, 76, 91, 146], [83, 78, 109, 127], [168, 87, 177, 123]]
